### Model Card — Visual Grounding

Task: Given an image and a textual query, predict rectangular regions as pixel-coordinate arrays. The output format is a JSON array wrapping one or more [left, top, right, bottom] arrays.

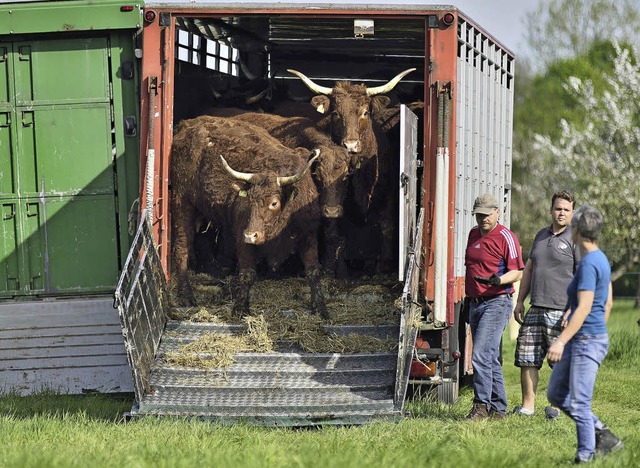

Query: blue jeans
[[547, 334, 609, 462], [469, 295, 512, 413]]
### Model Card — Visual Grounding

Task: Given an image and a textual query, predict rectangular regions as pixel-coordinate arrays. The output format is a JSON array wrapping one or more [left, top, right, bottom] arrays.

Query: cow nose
[[343, 140, 361, 153], [244, 230, 265, 245], [322, 205, 343, 218]]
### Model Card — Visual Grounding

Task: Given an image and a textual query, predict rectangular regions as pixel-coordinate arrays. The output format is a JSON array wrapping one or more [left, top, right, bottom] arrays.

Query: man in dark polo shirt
[[465, 193, 524, 420], [513, 190, 578, 418]]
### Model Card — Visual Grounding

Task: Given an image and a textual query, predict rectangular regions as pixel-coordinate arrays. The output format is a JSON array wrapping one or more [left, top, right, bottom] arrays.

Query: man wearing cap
[[465, 193, 524, 420]]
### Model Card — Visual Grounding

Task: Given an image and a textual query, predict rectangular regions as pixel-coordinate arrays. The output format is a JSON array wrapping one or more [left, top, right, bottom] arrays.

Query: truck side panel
[[0, 0, 141, 395], [453, 16, 515, 299]]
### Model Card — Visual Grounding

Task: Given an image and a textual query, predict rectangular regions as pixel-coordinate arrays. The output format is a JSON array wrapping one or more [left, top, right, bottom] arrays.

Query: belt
[[471, 293, 510, 304]]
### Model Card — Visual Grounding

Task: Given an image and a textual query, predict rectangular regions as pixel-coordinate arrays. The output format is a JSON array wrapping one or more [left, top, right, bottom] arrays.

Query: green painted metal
[[0, 1, 142, 36], [0, 6, 141, 297], [110, 33, 142, 259]]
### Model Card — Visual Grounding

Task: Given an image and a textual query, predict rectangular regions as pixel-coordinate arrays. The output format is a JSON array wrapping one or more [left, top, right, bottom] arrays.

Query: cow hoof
[[232, 312, 248, 322], [232, 303, 250, 321], [311, 306, 329, 321], [176, 287, 196, 307]]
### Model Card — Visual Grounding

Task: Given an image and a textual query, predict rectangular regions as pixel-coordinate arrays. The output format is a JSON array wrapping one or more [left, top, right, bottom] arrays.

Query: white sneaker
[[512, 405, 534, 416]]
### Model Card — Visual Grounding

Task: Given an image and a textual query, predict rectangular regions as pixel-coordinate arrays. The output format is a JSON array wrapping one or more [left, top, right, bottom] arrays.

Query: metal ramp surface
[[115, 210, 422, 427], [131, 318, 401, 426]]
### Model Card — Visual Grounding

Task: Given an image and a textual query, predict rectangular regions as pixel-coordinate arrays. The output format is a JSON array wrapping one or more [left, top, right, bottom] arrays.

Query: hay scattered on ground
[[243, 314, 274, 352], [169, 273, 403, 326], [165, 272, 404, 367], [165, 309, 397, 369], [165, 314, 275, 369], [165, 332, 246, 369]]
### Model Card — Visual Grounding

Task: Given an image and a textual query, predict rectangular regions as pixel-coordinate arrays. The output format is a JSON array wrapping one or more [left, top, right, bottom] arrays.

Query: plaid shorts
[[514, 306, 564, 368]]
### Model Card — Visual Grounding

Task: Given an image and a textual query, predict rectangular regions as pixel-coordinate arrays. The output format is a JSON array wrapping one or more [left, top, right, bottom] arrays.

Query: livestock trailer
[[112, 0, 514, 424], [0, 0, 142, 394]]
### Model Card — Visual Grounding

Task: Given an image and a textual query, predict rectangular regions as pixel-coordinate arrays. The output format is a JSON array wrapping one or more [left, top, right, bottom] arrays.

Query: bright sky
[[450, 0, 541, 57]]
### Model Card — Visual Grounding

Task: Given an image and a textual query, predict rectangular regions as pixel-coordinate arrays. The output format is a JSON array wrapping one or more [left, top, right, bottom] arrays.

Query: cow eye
[[270, 199, 280, 210], [362, 110, 369, 117]]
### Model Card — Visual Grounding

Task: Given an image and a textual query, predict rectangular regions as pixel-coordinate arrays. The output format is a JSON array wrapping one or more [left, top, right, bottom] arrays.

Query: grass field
[[1, 301, 639, 467]]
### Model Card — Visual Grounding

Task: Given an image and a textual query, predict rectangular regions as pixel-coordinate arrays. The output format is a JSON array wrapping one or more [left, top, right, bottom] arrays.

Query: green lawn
[[1, 301, 639, 468]]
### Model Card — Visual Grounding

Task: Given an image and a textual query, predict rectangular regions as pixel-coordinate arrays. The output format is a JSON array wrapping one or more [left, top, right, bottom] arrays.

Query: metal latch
[[122, 60, 134, 80], [124, 116, 137, 137]]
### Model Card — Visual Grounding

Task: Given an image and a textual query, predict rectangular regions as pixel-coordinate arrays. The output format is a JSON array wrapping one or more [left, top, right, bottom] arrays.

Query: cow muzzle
[[343, 140, 361, 153], [244, 230, 265, 245], [322, 205, 344, 218]]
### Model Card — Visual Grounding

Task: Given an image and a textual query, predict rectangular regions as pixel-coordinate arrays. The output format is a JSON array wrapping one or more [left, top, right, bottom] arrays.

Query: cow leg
[[306, 265, 327, 319], [172, 202, 197, 306], [377, 196, 398, 275], [234, 268, 256, 318], [321, 218, 338, 274], [334, 237, 348, 280], [234, 243, 257, 317], [322, 218, 348, 279], [299, 233, 327, 319]]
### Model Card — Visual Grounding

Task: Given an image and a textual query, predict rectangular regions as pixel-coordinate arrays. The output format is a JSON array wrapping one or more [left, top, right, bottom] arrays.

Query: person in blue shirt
[[547, 206, 623, 463]]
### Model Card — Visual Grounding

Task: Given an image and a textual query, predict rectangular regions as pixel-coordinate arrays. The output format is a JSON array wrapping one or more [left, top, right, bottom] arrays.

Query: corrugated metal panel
[[0, 298, 134, 395], [453, 17, 514, 277]]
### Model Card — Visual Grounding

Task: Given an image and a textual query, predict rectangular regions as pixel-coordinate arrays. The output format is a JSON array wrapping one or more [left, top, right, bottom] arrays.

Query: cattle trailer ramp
[[115, 211, 422, 426]]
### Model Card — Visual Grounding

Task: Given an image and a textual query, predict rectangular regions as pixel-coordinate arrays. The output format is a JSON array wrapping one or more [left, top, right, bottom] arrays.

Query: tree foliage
[[533, 42, 640, 280], [523, 0, 640, 70], [511, 41, 620, 253]]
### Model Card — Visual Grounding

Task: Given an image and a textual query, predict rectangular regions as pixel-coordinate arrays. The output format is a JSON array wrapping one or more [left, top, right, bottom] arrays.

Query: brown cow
[[170, 116, 326, 317], [208, 110, 352, 219], [287, 69, 416, 273], [207, 109, 353, 278]]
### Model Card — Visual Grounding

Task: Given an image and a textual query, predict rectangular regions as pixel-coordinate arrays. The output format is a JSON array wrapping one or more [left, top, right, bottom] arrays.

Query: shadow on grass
[[0, 389, 134, 422]]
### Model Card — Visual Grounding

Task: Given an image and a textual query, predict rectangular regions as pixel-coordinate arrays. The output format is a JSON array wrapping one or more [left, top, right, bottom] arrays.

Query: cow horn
[[245, 87, 269, 104], [220, 155, 255, 182], [287, 69, 332, 96], [366, 68, 417, 96], [277, 149, 320, 186]]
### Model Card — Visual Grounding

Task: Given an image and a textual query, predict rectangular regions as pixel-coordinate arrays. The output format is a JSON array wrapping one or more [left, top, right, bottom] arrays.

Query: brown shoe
[[490, 409, 507, 420], [465, 403, 489, 420]]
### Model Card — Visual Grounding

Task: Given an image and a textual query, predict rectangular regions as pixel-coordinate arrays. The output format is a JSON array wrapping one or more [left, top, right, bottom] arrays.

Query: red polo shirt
[[465, 223, 524, 298]]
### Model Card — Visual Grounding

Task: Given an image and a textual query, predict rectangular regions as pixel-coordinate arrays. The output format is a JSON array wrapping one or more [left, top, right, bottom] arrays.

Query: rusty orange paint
[[420, 12, 459, 326]]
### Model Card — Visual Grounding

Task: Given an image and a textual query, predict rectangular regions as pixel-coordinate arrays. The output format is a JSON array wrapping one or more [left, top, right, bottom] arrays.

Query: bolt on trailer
[[115, 0, 514, 424]]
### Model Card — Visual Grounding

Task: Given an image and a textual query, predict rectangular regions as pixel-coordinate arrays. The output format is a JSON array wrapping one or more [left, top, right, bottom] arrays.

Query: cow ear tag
[[239, 190, 248, 197], [316, 104, 325, 114], [356, 160, 361, 169]]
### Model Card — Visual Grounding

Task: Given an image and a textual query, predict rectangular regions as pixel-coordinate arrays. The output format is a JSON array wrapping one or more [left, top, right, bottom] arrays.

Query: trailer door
[[398, 104, 419, 282], [0, 37, 119, 296]]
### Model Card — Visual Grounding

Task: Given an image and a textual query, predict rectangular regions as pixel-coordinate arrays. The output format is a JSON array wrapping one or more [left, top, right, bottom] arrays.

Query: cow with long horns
[[170, 116, 326, 317], [286, 68, 416, 273], [208, 109, 354, 277]]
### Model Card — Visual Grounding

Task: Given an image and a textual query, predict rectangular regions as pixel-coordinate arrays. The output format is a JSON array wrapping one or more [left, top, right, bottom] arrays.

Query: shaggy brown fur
[[170, 116, 326, 317], [207, 109, 353, 278], [309, 82, 396, 273]]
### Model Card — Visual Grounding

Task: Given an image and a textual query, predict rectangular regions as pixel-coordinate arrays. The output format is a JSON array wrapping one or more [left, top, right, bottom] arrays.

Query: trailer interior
[[160, 10, 431, 283]]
